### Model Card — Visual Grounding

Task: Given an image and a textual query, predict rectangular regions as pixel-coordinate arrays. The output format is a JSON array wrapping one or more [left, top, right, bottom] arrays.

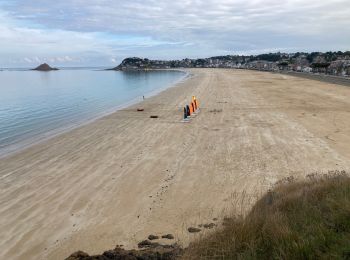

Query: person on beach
[[192, 96, 199, 111], [186, 105, 190, 117]]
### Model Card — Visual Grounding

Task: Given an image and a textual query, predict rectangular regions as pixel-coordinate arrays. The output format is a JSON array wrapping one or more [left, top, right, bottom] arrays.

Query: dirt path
[[1, 69, 349, 260]]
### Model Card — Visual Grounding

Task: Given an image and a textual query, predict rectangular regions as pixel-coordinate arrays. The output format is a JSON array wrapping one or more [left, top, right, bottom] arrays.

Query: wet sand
[[1, 69, 350, 259]]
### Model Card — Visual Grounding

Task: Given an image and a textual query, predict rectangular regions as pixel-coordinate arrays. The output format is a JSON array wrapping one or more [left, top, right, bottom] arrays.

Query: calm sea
[[0, 68, 186, 157]]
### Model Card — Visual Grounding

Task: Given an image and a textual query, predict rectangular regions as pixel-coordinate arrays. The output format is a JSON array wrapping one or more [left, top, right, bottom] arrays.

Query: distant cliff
[[110, 57, 172, 71], [109, 56, 236, 70], [109, 51, 350, 77], [32, 63, 59, 71]]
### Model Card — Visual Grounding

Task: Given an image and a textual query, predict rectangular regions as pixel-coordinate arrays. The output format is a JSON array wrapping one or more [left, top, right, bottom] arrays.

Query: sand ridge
[[1, 69, 350, 260]]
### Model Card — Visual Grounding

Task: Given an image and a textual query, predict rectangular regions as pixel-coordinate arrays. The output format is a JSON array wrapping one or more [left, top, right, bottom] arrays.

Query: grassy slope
[[184, 173, 350, 259]]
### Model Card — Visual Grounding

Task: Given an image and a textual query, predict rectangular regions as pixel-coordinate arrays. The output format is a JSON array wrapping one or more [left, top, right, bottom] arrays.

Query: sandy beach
[[1, 69, 350, 260]]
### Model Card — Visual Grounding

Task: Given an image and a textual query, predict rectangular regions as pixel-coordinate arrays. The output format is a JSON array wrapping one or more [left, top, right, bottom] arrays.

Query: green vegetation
[[311, 62, 331, 68], [278, 61, 289, 66], [306, 52, 321, 63], [184, 172, 350, 259], [256, 53, 283, 62]]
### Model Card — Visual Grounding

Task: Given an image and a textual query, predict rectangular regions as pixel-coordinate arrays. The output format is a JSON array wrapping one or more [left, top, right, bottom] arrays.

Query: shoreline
[[281, 70, 350, 87], [0, 69, 190, 161], [240, 68, 350, 87], [1, 69, 350, 260]]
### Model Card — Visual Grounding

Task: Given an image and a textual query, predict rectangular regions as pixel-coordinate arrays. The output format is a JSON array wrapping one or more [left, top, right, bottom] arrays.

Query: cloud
[[0, 0, 349, 66], [0, 8, 186, 66]]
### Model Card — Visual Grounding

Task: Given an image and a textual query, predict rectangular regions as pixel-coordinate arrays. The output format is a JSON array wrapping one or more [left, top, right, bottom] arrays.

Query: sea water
[[0, 68, 186, 157]]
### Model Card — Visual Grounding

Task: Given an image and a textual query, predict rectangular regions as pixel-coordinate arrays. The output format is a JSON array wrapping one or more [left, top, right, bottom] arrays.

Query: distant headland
[[32, 63, 59, 71], [109, 51, 350, 77]]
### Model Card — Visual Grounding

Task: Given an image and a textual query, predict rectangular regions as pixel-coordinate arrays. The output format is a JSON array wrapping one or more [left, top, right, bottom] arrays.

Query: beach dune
[[1, 69, 350, 259]]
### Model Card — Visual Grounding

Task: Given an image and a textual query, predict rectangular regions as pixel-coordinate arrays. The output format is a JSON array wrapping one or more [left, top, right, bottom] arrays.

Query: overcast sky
[[0, 0, 349, 67]]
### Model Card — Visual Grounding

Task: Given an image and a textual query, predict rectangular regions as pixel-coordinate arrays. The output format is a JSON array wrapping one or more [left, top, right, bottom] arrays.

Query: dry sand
[[1, 69, 350, 259]]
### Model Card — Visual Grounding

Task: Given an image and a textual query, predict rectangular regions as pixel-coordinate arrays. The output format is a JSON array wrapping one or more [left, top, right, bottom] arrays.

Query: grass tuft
[[183, 171, 350, 259]]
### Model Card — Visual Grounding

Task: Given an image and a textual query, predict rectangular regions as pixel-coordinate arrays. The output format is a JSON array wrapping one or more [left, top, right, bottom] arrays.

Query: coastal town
[[114, 51, 350, 77]]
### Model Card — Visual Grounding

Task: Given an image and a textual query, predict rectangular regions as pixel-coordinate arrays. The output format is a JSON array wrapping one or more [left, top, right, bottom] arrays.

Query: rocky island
[[32, 63, 59, 71]]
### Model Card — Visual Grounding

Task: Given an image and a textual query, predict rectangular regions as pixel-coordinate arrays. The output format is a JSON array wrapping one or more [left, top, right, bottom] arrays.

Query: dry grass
[[183, 171, 350, 259]]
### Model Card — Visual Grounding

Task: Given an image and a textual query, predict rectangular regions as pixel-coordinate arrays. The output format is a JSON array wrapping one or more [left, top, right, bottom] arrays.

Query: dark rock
[[203, 223, 216, 229], [138, 240, 162, 249], [65, 250, 90, 259], [150, 115, 158, 118], [148, 234, 159, 240], [102, 249, 120, 258], [213, 218, 218, 221], [138, 240, 153, 248], [187, 227, 201, 233], [67, 244, 183, 260], [161, 234, 174, 239], [32, 63, 59, 71]]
